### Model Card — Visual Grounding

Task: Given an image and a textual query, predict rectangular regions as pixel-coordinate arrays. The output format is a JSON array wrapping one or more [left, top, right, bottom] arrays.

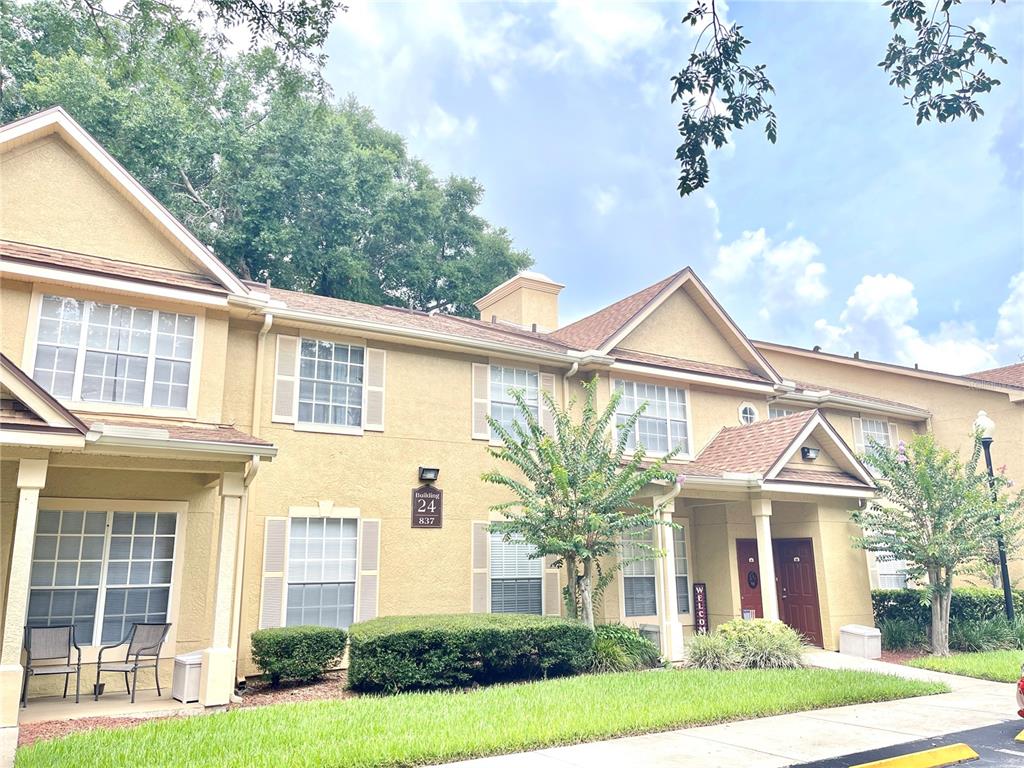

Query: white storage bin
[[172, 651, 204, 703], [839, 624, 881, 659]]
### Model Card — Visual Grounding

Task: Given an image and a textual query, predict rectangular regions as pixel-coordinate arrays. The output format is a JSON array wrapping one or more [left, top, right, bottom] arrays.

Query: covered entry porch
[[0, 354, 276, 735], [606, 410, 878, 659]]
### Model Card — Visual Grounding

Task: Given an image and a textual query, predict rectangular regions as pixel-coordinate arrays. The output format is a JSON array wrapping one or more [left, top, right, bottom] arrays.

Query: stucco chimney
[[474, 271, 564, 333]]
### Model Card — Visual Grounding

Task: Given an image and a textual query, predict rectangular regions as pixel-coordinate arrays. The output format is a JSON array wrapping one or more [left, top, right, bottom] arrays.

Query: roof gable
[[0, 353, 88, 442], [552, 268, 782, 384], [692, 409, 874, 489], [0, 107, 248, 296]]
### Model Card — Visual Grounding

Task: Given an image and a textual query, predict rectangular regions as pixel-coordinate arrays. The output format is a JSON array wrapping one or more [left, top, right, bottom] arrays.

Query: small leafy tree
[[853, 433, 1022, 655], [482, 375, 680, 629]]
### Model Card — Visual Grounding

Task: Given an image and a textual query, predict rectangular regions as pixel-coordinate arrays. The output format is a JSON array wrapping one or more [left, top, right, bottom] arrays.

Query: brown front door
[[774, 538, 823, 646], [736, 539, 764, 618]]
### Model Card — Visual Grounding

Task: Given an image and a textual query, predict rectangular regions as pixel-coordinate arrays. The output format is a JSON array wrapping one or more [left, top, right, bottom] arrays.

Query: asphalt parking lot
[[794, 720, 1024, 767]]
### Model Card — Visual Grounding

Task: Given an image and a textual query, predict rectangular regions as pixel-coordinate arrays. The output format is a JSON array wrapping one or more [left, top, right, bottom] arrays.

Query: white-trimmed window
[[674, 524, 690, 614], [769, 404, 799, 419], [286, 517, 358, 629], [861, 417, 891, 448], [876, 554, 909, 589], [489, 532, 542, 614], [738, 403, 759, 425], [490, 365, 538, 439], [622, 528, 657, 617], [28, 509, 178, 645], [614, 380, 690, 456], [297, 339, 365, 428], [32, 295, 196, 409]]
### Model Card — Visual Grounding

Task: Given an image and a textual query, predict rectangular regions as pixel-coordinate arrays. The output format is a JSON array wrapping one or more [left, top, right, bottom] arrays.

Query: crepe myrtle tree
[[482, 375, 682, 629], [852, 433, 1023, 655]]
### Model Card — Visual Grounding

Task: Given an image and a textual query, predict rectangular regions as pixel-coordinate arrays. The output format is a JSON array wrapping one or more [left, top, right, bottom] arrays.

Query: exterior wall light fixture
[[801, 447, 820, 461], [418, 466, 440, 483]]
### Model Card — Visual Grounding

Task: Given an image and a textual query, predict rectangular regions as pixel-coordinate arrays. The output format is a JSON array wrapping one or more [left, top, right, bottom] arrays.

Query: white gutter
[[771, 390, 930, 419], [251, 313, 274, 439], [86, 429, 278, 458], [610, 362, 776, 394]]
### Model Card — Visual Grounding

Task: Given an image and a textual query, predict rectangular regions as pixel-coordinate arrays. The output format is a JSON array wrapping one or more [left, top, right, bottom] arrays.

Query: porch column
[[752, 497, 780, 621], [1, 458, 48, 728], [655, 509, 685, 662], [199, 471, 245, 707]]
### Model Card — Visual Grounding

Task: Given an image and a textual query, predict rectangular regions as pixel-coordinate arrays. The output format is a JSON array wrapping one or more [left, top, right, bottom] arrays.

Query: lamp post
[[974, 410, 1014, 622]]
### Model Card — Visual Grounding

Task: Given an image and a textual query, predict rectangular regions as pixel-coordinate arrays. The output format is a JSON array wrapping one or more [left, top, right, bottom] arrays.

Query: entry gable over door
[[0, 108, 248, 295], [0, 352, 87, 447]]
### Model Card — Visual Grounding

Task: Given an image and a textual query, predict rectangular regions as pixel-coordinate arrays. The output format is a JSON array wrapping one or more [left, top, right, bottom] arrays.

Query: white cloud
[[711, 228, 828, 322], [548, 1, 667, 68], [812, 273, 1011, 373], [995, 271, 1024, 360], [410, 104, 478, 142], [589, 186, 620, 216]]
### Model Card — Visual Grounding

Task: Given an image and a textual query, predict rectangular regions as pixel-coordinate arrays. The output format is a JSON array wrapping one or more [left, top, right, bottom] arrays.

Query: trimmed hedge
[[872, 588, 1024, 629], [347, 614, 595, 693], [250, 625, 348, 687]]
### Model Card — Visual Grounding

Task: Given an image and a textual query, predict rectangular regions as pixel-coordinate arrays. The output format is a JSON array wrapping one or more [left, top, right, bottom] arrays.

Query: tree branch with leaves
[[482, 375, 681, 629]]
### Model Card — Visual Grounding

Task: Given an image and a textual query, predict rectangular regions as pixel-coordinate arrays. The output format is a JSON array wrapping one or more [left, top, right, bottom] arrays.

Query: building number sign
[[411, 485, 443, 528]]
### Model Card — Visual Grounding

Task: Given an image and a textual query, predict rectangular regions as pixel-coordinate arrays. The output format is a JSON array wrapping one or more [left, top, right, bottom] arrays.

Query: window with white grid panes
[[32, 294, 196, 409], [297, 340, 365, 427], [286, 517, 358, 629], [614, 380, 690, 456], [489, 365, 539, 439], [622, 528, 658, 617], [861, 418, 891, 449], [489, 532, 542, 614], [28, 509, 178, 646], [674, 524, 690, 614]]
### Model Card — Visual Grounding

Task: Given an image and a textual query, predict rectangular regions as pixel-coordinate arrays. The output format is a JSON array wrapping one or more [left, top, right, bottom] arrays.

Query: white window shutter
[[357, 519, 381, 623], [272, 335, 299, 423], [851, 417, 865, 453], [471, 522, 490, 612], [364, 349, 386, 432], [471, 363, 490, 440], [543, 555, 561, 616], [259, 518, 288, 629], [540, 372, 556, 434], [887, 422, 900, 447]]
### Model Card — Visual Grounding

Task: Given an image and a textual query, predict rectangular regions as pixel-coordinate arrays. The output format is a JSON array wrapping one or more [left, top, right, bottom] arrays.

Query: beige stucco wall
[[0, 136, 198, 272], [478, 287, 559, 331], [619, 288, 748, 369]]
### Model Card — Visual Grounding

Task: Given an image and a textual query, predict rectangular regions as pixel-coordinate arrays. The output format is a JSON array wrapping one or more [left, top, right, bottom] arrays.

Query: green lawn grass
[[908, 649, 1024, 682], [16, 669, 947, 768]]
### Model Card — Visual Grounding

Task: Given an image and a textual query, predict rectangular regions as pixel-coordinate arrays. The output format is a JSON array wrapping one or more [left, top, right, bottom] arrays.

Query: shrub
[[879, 619, 926, 651], [592, 624, 661, 672], [1011, 618, 1024, 650], [949, 618, 1017, 652], [685, 632, 742, 670], [716, 619, 804, 669], [347, 614, 595, 693], [250, 625, 347, 687], [872, 588, 1024, 630]]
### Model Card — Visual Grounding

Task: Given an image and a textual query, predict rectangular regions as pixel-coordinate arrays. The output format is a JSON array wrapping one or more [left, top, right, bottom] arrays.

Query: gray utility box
[[172, 651, 203, 703], [839, 624, 881, 659]]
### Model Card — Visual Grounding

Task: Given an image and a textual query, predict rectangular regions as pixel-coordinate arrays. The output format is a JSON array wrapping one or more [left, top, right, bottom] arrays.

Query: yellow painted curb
[[850, 743, 978, 768]]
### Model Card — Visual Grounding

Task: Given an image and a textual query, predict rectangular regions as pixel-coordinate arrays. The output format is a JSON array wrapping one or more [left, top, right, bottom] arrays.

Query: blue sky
[[321, 1, 1023, 374]]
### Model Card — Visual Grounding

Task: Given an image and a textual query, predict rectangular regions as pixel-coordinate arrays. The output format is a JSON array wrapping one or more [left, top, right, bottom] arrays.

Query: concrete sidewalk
[[437, 652, 1019, 768]]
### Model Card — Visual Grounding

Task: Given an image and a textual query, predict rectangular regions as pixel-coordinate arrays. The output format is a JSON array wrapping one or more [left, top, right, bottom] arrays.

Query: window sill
[[293, 422, 364, 437]]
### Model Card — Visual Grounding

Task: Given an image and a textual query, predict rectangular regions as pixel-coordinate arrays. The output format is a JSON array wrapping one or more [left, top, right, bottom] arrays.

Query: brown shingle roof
[[0, 240, 228, 295], [266, 286, 570, 355], [773, 467, 869, 488], [611, 347, 771, 384], [694, 410, 817, 475], [969, 363, 1024, 389], [91, 419, 273, 447], [549, 270, 685, 350]]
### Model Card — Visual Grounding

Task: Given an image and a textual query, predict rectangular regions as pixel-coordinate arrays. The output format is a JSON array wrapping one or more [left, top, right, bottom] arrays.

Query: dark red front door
[[774, 539, 823, 646], [736, 539, 764, 618]]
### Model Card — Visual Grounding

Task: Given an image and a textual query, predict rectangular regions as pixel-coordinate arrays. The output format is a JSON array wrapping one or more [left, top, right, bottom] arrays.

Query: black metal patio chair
[[95, 622, 171, 703], [21, 625, 82, 707]]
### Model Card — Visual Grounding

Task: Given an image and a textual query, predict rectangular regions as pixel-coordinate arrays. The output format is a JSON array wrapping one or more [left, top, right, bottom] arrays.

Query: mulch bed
[[18, 672, 354, 748], [880, 649, 929, 665]]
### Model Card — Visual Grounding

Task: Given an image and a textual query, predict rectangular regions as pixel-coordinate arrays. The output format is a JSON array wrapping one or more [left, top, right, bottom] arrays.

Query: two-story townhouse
[[1, 108, 1019, 734]]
